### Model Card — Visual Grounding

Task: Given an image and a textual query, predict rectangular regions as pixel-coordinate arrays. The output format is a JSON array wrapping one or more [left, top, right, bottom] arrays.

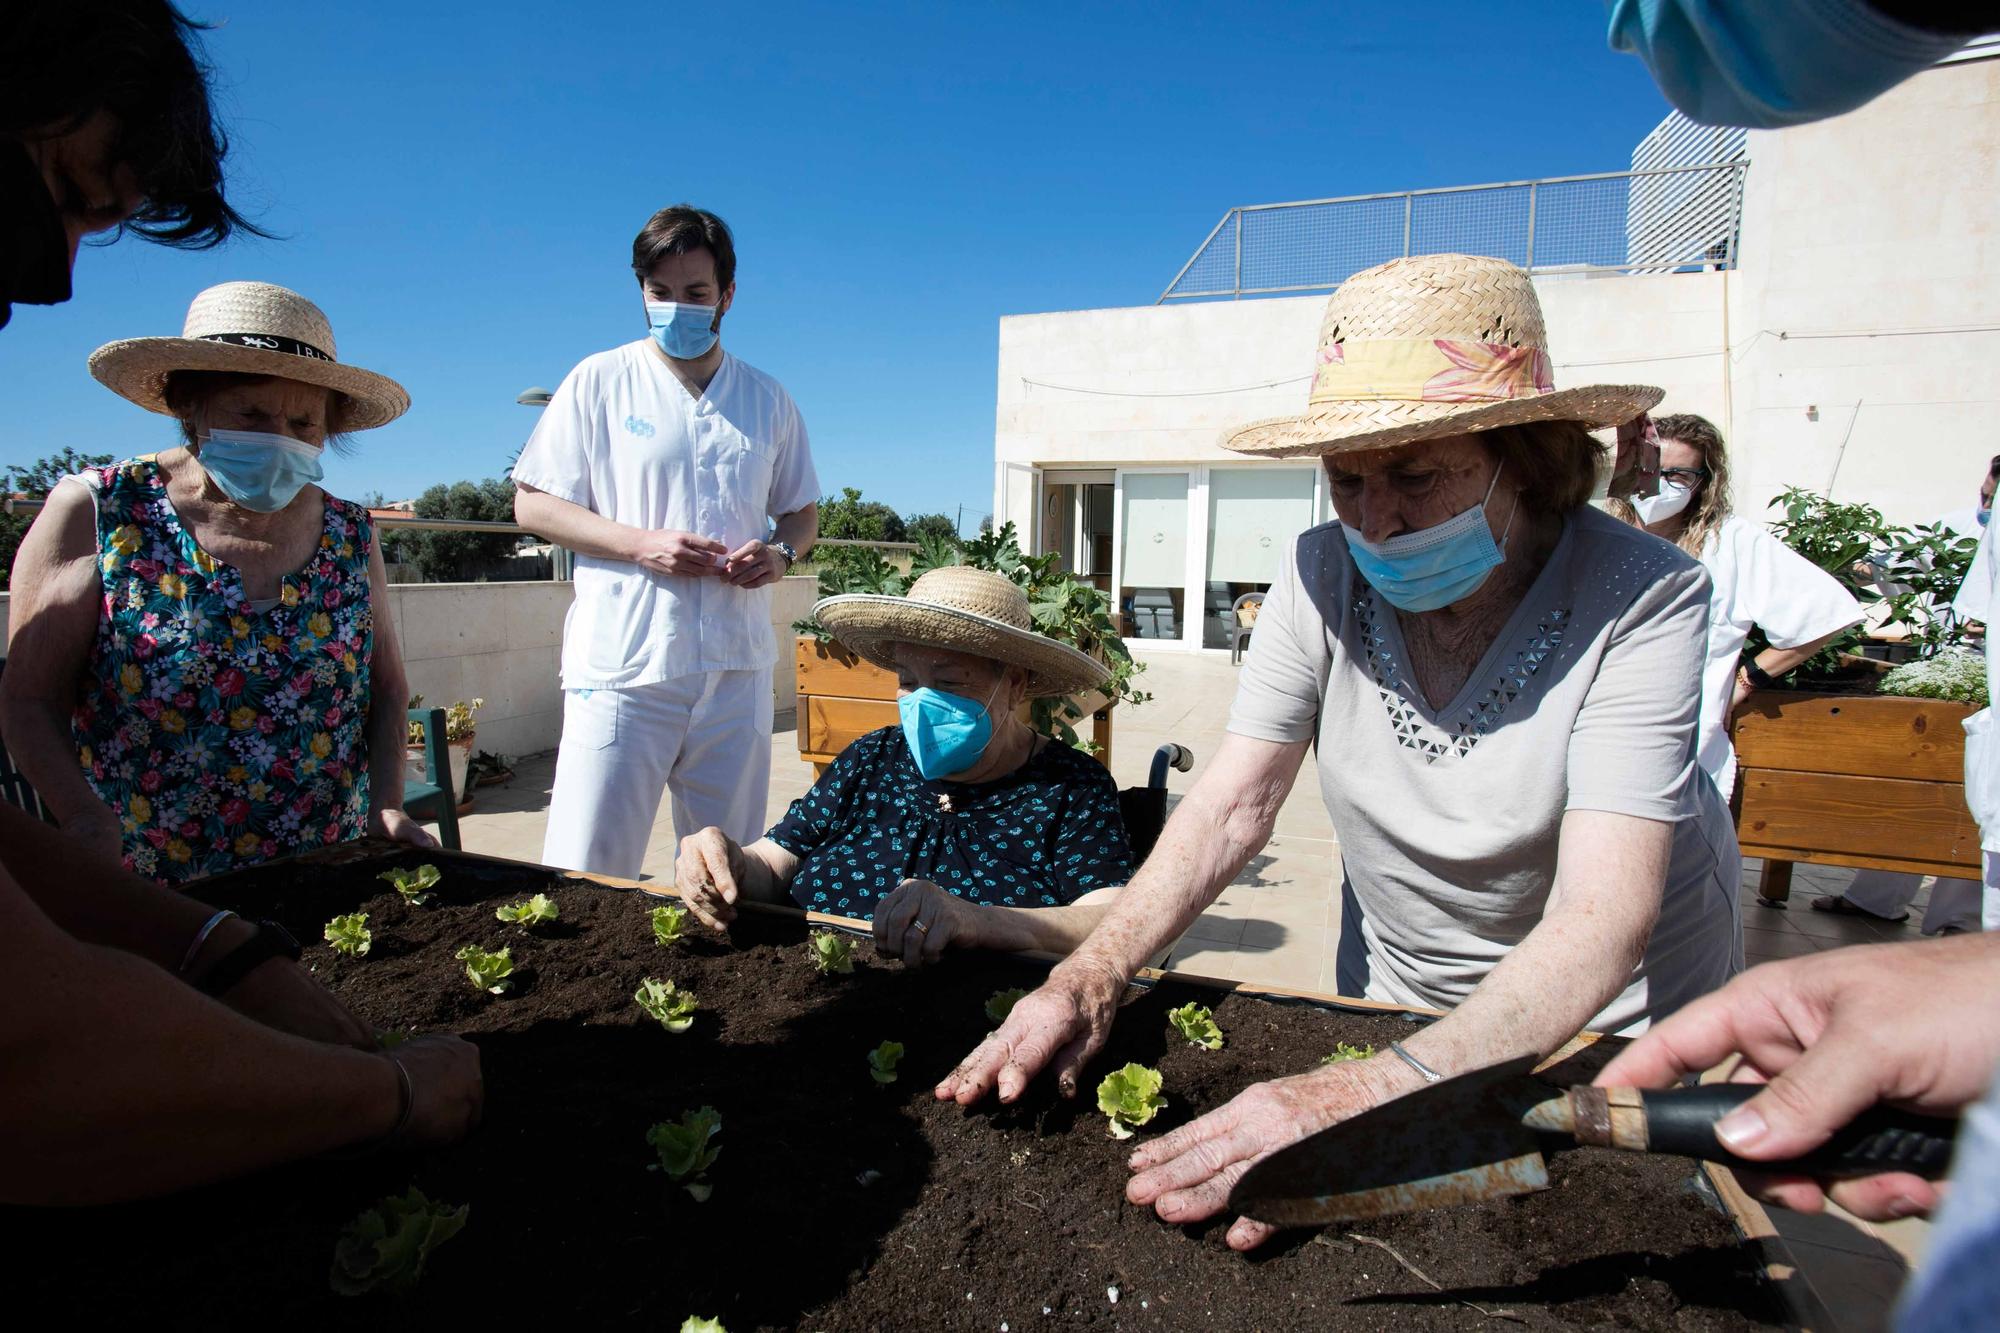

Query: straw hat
[[814, 566, 1110, 699], [88, 281, 410, 430], [1225, 254, 1661, 457]]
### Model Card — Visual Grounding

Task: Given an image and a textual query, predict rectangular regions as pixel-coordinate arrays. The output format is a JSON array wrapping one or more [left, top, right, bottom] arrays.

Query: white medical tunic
[[1695, 516, 1863, 795], [513, 342, 818, 690]]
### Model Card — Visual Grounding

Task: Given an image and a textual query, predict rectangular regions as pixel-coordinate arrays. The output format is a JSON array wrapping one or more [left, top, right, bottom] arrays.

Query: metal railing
[[1157, 161, 1748, 302]]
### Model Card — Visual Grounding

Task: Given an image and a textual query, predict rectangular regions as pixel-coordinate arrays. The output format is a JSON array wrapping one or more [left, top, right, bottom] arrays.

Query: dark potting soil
[[6, 849, 1786, 1331]]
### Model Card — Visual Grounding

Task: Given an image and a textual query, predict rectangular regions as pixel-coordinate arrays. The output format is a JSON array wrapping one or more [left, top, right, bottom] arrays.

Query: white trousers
[[1841, 867, 1992, 934], [541, 668, 772, 880]]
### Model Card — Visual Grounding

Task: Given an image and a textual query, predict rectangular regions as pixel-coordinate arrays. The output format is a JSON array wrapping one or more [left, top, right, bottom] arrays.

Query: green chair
[[403, 706, 462, 850]]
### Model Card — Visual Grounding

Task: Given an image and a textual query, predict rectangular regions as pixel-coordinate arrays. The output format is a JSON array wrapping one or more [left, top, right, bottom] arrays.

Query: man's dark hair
[[1986, 454, 2000, 484], [1, 0, 259, 249], [631, 205, 736, 290]]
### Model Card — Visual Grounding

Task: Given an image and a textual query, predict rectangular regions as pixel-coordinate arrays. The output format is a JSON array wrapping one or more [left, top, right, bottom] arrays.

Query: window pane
[[1121, 473, 1188, 587]]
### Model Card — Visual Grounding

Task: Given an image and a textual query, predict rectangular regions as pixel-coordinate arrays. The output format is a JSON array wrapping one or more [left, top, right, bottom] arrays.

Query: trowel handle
[[1616, 1084, 1958, 1179]]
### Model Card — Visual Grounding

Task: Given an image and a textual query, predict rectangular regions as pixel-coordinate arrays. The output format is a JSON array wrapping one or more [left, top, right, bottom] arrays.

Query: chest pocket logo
[[624, 415, 656, 438]]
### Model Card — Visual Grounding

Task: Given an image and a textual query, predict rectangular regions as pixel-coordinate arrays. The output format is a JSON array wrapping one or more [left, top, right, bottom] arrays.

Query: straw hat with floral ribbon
[[1225, 253, 1660, 457], [813, 566, 1109, 699], [87, 281, 410, 430]]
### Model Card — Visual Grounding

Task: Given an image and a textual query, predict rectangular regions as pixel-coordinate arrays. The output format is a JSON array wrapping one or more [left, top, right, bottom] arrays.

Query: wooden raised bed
[[1732, 689, 1981, 903], [795, 635, 1113, 776], [8, 840, 1801, 1329]]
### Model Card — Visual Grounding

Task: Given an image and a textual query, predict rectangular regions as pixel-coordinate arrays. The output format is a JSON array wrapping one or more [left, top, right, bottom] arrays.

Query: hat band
[[1310, 337, 1554, 406], [197, 332, 335, 363]]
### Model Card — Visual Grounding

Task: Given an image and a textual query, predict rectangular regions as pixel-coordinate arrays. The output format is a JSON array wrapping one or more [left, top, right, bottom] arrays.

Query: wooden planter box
[[1731, 689, 1981, 902], [794, 635, 1114, 775]]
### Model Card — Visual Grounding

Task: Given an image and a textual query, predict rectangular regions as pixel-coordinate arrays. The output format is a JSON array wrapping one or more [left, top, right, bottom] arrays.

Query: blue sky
[[4, 1, 1670, 528]]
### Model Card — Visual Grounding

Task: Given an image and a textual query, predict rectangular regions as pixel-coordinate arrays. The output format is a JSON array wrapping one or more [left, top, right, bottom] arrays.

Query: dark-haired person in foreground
[[515, 204, 819, 879], [0, 0, 481, 1204]]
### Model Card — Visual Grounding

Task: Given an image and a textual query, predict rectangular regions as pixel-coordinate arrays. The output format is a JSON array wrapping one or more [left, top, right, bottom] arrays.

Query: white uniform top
[[1695, 515, 1863, 796], [513, 342, 818, 690], [1951, 520, 2000, 850]]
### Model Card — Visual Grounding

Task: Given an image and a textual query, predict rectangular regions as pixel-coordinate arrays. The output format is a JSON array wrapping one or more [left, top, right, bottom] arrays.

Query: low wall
[[0, 578, 821, 761]]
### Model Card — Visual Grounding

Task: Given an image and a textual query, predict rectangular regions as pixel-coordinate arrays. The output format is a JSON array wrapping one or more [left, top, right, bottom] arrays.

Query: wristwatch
[[1745, 661, 1777, 690], [196, 919, 303, 997], [771, 540, 798, 570]]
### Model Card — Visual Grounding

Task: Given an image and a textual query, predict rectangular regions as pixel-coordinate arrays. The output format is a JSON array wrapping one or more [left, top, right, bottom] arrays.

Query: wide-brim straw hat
[[88, 281, 410, 430], [814, 566, 1110, 699], [1225, 254, 1661, 457]]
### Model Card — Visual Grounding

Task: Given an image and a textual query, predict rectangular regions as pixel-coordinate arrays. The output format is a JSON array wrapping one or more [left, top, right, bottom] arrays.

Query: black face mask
[[1, 139, 74, 331]]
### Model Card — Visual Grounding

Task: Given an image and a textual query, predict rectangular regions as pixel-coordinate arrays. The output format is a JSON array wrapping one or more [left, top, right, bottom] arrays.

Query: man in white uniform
[[513, 205, 819, 879]]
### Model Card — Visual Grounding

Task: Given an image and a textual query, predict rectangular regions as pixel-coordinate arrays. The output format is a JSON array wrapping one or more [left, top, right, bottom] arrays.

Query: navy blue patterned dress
[[768, 726, 1135, 919]]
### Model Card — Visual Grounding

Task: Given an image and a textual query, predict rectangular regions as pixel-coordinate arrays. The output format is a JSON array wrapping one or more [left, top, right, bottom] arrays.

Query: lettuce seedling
[[681, 1317, 728, 1332], [1321, 1042, 1375, 1065], [985, 987, 1027, 1024], [329, 1186, 469, 1296], [1167, 1002, 1224, 1051], [867, 1040, 905, 1085], [495, 893, 559, 929], [647, 1106, 722, 1202], [455, 943, 514, 994], [378, 863, 441, 905], [651, 903, 688, 946], [325, 912, 372, 957], [1096, 1063, 1167, 1140], [376, 1028, 415, 1049], [807, 929, 854, 975], [635, 977, 699, 1033]]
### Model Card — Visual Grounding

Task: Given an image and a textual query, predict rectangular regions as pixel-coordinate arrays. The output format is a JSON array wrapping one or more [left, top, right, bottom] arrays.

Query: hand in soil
[[1597, 933, 2000, 1222], [388, 1034, 484, 1148], [223, 957, 378, 1050], [936, 957, 1124, 1105], [676, 827, 746, 929], [872, 879, 966, 967], [369, 806, 441, 850], [1125, 1057, 1408, 1252]]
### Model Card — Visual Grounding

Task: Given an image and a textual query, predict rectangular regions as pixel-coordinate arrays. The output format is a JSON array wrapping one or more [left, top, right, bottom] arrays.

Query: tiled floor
[[440, 648, 1960, 1328]]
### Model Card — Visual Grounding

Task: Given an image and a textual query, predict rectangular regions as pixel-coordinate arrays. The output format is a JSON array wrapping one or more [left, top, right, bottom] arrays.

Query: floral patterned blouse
[[70, 457, 377, 885], [767, 726, 1135, 919]]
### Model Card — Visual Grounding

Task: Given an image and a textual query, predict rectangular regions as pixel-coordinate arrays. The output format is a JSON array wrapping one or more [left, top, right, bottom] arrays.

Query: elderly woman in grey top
[[937, 254, 1741, 1250]]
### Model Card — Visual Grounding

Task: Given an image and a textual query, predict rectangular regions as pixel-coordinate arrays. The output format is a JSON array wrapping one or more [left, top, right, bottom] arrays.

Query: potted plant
[[791, 526, 1148, 774], [1733, 489, 1983, 901], [407, 695, 483, 811]]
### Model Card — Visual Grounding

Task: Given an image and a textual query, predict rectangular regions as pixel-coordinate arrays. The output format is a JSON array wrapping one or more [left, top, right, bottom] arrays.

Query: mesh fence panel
[[1161, 164, 1744, 299]]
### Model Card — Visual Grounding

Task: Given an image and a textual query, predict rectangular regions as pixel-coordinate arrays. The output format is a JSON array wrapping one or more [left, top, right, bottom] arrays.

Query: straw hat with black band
[[87, 281, 410, 430], [1224, 253, 1660, 457], [813, 566, 1109, 699]]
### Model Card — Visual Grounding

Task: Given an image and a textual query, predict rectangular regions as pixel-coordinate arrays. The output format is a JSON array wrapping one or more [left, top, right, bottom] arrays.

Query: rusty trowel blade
[[1228, 1053, 1553, 1226]]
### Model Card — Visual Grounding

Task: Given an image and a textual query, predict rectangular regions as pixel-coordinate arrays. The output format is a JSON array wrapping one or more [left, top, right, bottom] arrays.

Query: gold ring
[[913, 919, 930, 935]]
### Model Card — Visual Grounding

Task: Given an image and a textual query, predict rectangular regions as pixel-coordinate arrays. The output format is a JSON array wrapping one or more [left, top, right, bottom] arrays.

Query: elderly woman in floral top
[[3, 281, 436, 884]]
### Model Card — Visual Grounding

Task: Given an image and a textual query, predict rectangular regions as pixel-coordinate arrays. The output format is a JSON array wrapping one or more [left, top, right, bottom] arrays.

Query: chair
[[403, 706, 463, 850], [0, 659, 57, 824], [1229, 591, 1265, 666], [1117, 743, 1195, 862]]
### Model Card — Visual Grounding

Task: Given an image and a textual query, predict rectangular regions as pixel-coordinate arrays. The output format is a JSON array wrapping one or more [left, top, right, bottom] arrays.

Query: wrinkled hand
[[370, 806, 441, 850], [1597, 935, 2000, 1220], [872, 879, 974, 966], [225, 957, 378, 1049], [1126, 1056, 1414, 1251], [386, 1035, 484, 1149], [936, 957, 1125, 1105], [721, 539, 786, 589], [676, 826, 748, 929], [635, 529, 728, 578], [1607, 412, 1660, 500]]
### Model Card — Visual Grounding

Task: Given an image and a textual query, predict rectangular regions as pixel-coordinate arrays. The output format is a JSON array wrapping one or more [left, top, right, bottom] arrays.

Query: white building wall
[[997, 56, 2000, 533]]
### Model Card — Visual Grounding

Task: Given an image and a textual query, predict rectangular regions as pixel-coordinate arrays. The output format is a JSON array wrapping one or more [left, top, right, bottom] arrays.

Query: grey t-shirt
[[1228, 506, 1742, 1035]]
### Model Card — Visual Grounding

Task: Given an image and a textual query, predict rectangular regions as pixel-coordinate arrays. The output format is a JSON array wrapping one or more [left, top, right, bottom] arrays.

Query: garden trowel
[[1227, 1054, 1958, 1227]]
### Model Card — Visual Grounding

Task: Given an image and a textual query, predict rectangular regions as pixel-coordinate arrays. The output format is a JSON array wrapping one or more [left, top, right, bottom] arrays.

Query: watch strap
[[1746, 662, 1777, 690], [773, 540, 798, 569], [196, 920, 302, 997]]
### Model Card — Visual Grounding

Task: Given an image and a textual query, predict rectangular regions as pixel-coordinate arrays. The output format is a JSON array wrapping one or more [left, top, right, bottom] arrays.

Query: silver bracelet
[[1388, 1041, 1443, 1084], [178, 909, 238, 975]]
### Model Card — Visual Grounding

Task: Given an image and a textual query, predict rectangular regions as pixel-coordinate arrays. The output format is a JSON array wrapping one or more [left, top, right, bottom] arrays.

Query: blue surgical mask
[[645, 300, 719, 360], [197, 428, 325, 513], [899, 681, 1001, 780], [1346, 463, 1517, 613], [1605, 0, 1973, 130]]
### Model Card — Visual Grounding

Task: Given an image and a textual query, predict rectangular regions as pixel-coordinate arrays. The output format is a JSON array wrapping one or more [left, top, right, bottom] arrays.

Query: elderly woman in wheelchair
[[675, 567, 1141, 964]]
